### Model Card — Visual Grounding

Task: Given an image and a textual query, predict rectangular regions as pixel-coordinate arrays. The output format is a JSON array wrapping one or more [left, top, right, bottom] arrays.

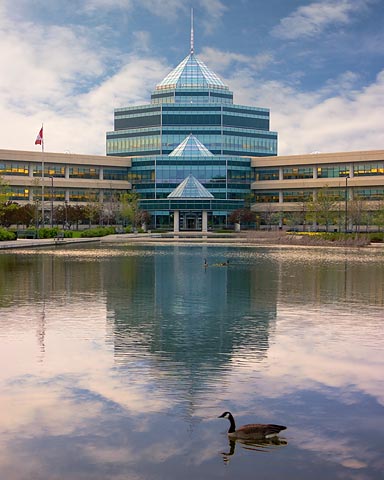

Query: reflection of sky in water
[[0, 245, 383, 479]]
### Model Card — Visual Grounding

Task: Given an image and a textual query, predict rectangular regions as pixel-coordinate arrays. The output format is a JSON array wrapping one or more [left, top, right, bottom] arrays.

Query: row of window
[[317, 165, 349, 178], [107, 133, 276, 155], [254, 188, 384, 203], [114, 113, 270, 132], [7, 188, 128, 202], [128, 166, 252, 184], [151, 94, 233, 105], [283, 167, 313, 180], [107, 136, 161, 154], [255, 162, 384, 181], [140, 199, 243, 210], [3, 159, 384, 184], [130, 156, 251, 167], [0, 162, 128, 181], [223, 135, 276, 153]]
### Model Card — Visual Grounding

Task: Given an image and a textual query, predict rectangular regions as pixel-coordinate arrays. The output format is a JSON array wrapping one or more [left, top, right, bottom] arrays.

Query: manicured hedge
[[79, 227, 115, 238], [0, 228, 17, 241], [369, 232, 384, 243]]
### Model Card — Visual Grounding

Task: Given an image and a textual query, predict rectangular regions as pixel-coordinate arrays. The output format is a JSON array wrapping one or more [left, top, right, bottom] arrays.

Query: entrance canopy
[[167, 174, 214, 199], [167, 174, 213, 233]]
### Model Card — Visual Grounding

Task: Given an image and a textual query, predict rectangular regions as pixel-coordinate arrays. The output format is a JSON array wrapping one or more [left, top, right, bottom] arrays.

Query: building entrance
[[180, 212, 202, 231]]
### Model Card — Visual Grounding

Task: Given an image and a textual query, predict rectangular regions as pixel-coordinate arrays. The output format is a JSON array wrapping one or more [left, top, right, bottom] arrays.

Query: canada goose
[[213, 260, 229, 267], [218, 411, 286, 440]]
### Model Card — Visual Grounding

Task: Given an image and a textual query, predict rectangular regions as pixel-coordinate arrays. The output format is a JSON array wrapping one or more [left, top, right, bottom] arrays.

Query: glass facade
[[317, 164, 349, 178], [127, 154, 252, 202], [103, 167, 129, 181], [69, 189, 99, 202], [254, 191, 279, 203], [0, 161, 29, 176], [106, 106, 277, 157], [354, 162, 384, 176], [254, 167, 279, 181], [69, 166, 99, 179], [354, 188, 384, 200], [282, 190, 313, 202], [106, 46, 278, 226], [7, 187, 30, 201], [283, 167, 313, 180], [33, 164, 66, 177]]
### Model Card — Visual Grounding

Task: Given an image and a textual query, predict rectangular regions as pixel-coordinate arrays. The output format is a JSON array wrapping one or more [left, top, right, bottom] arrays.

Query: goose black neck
[[227, 413, 236, 433]]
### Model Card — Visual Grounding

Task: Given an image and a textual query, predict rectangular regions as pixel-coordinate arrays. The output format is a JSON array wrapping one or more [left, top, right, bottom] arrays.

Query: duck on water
[[218, 411, 286, 440]]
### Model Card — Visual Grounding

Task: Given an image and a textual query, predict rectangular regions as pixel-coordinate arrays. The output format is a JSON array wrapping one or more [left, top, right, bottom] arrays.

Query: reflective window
[[33, 164, 65, 177], [7, 187, 30, 200], [283, 190, 313, 202], [103, 168, 128, 181], [254, 191, 279, 203], [155, 53, 228, 91], [107, 135, 161, 155], [30, 188, 65, 202], [255, 168, 279, 181], [354, 188, 384, 200], [69, 167, 100, 179], [354, 162, 384, 176], [317, 165, 349, 178], [68, 189, 99, 202], [0, 162, 29, 176], [283, 167, 313, 180]]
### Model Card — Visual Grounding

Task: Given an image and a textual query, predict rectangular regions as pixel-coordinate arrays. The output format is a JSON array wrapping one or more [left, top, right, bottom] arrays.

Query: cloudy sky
[[1, 0, 383, 156]]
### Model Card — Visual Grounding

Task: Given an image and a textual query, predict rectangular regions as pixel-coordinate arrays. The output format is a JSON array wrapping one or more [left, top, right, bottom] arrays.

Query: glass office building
[[106, 40, 278, 229]]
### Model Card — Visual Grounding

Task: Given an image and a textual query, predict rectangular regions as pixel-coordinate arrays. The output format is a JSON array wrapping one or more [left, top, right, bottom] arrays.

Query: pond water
[[0, 243, 383, 480]]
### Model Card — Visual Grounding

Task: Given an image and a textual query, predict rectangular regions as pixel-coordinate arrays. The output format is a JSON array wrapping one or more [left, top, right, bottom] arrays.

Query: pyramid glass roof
[[168, 174, 214, 199], [156, 53, 228, 91], [169, 133, 214, 157]]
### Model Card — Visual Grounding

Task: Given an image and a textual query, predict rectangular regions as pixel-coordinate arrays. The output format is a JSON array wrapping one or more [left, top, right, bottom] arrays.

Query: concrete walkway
[[0, 237, 101, 250], [1, 231, 383, 249]]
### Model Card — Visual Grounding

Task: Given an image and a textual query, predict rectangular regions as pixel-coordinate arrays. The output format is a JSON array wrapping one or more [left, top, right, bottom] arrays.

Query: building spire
[[190, 8, 194, 54]]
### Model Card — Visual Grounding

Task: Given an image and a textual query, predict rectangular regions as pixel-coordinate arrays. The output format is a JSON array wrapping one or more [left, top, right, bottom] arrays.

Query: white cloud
[[198, 0, 228, 34], [221, 62, 384, 155], [83, 0, 133, 11], [0, 5, 168, 154], [0, 2, 382, 157], [272, 0, 371, 40], [132, 30, 152, 53], [200, 47, 274, 74], [139, 0, 188, 19], [84, 0, 187, 20]]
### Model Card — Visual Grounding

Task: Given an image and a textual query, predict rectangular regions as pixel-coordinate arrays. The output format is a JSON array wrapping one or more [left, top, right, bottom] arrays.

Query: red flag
[[35, 127, 43, 145]]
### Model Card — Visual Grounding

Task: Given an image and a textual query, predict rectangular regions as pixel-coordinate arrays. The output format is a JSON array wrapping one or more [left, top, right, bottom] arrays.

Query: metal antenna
[[190, 8, 194, 54]]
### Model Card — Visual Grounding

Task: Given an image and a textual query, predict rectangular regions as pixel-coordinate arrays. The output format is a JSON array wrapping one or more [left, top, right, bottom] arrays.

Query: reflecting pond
[[0, 243, 383, 479]]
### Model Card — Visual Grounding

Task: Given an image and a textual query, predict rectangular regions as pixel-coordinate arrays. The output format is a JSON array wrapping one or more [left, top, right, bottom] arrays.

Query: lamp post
[[50, 176, 54, 228]]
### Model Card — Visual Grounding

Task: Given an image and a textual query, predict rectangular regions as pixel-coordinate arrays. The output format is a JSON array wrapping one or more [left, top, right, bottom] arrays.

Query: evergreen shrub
[[0, 228, 16, 241]]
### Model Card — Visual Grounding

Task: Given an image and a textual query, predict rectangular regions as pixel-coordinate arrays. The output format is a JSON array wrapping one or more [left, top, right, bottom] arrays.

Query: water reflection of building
[[104, 248, 278, 396]]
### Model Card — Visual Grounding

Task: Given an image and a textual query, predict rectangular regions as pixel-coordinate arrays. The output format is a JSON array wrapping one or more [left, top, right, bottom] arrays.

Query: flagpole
[[41, 124, 44, 228]]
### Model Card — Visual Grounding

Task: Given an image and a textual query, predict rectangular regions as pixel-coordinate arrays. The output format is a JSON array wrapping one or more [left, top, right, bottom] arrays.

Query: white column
[[202, 210, 208, 233], [174, 210, 179, 233]]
